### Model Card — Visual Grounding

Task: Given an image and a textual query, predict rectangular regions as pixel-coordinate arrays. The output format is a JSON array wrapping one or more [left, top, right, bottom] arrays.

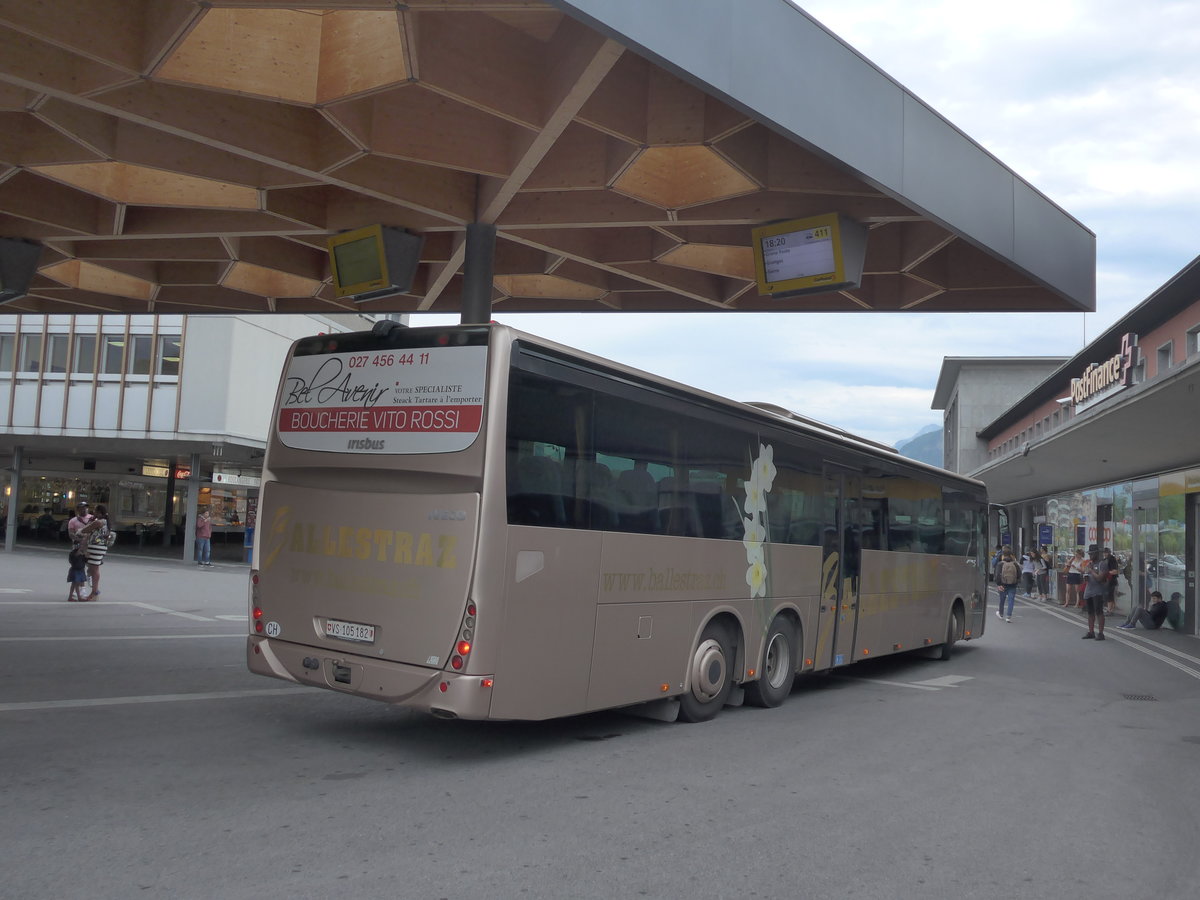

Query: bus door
[[812, 467, 862, 669]]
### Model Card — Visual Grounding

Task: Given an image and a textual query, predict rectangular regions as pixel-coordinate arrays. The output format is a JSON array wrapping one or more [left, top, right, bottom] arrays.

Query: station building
[[1, 312, 378, 560], [934, 256, 1200, 634]]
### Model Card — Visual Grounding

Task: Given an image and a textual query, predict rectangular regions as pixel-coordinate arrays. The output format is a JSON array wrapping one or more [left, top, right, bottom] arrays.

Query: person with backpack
[[995, 549, 1021, 623]]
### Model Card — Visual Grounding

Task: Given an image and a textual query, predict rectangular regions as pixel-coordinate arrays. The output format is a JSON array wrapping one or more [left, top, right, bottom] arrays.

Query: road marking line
[[0, 634, 241, 642], [0, 688, 305, 713], [0, 600, 212, 620], [846, 677, 941, 691], [0, 588, 33, 594], [913, 675, 974, 688], [1024, 602, 1200, 680], [123, 601, 212, 621]]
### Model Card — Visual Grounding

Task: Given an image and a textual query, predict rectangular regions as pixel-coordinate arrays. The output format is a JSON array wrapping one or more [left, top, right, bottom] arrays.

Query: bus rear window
[[276, 339, 488, 455]]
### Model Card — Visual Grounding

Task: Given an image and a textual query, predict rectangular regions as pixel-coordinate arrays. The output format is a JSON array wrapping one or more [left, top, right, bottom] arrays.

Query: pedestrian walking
[[995, 549, 1020, 623], [1082, 546, 1108, 641]]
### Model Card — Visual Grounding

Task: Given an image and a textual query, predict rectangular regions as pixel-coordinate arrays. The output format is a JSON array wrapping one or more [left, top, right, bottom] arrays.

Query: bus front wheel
[[679, 621, 734, 723], [744, 615, 796, 708]]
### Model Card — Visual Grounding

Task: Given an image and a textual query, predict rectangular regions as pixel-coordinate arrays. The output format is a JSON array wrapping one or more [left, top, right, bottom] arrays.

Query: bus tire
[[678, 621, 734, 723], [744, 615, 796, 708], [936, 607, 962, 661]]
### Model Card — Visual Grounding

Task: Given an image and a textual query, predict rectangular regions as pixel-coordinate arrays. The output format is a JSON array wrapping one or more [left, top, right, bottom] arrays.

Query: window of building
[[1156, 341, 1173, 374], [0, 334, 14, 373], [101, 333, 125, 374], [45, 334, 69, 373], [126, 335, 153, 375], [73, 334, 97, 374], [156, 334, 181, 376], [18, 333, 42, 373], [1188, 324, 1200, 357]]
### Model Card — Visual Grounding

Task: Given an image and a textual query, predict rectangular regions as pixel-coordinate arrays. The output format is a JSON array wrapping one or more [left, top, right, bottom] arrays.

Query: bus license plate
[[325, 619, 376, 644]]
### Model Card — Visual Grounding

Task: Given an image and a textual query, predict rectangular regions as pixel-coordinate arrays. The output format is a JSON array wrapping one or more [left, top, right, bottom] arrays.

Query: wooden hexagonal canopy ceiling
[[0, 0, 1094, 316]]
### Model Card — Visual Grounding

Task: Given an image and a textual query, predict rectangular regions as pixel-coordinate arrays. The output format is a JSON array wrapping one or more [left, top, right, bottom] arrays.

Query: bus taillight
[[449, 601, 477, 672]]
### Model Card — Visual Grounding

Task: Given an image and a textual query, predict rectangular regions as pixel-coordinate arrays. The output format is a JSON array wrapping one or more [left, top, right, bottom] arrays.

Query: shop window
[[45, 334, 68, 373], [126, 335, 153, 375], [73, 334, 97, 374], [18, 333, 42, 373], [101, 333, 125, 374], [1156, 341, 1173, 374], [0, 333, 13, 374], [156, 334, 181, 376]]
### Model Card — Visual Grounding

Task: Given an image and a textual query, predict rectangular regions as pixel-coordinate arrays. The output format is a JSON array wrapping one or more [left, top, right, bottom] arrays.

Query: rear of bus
[[247, 322, 501, 718]]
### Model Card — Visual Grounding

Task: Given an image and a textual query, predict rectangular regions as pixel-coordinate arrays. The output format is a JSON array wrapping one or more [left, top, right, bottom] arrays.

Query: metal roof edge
[[548, 0, 1095, 310]]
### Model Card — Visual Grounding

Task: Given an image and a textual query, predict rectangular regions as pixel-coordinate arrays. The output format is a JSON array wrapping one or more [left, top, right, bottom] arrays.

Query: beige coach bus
[[247, 321, 988, 722]]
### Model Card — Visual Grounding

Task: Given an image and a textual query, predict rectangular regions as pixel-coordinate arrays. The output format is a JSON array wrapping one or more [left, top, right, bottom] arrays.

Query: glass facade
[[1039, 470, 1196, 632]]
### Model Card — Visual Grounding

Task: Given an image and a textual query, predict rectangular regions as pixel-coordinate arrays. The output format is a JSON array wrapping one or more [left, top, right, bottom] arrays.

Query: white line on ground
[[1018, 598, 1200, 680], [0, 600, 212, 620], [0, 688, 305, 713], [0, 634, 242, 642], [843, 677, 941, 691], [912, 675, 974, 688]]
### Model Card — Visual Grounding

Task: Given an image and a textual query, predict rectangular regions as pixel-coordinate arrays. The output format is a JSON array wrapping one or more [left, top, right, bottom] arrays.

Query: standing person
[[1020, 548, 1037, 598], [1103, 548, 1120, 615], [1082, 546, 1108, 641], [1063, 548, 1086, 607], [195, 507, 213, 567], [995, 549, 1021, 623], [66, 545, 88, 601], [1032, 548, 1049, 601], [67, 502, 93, 543], [80, 504, 112, 599]]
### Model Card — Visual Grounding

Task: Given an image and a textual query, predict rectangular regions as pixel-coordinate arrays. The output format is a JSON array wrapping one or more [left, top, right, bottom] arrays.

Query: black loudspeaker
[[0, 238, 42, 305]]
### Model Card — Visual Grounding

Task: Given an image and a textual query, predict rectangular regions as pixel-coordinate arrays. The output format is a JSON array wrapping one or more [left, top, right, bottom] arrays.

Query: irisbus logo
[[347, 438, 385, 450]]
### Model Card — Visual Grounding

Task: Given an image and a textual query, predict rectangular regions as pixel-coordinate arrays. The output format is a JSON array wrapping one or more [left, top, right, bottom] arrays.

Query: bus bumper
[[247, 635, 495, 719]]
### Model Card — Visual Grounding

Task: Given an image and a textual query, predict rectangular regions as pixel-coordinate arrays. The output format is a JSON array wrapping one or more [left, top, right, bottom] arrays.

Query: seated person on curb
[[1119, 591, 1170, 630]]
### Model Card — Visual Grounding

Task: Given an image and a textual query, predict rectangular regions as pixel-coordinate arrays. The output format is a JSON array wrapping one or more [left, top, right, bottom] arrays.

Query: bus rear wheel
[[679, 621, 734, 723], [936, 607, 962, 661], [744, 615, 796, 708]]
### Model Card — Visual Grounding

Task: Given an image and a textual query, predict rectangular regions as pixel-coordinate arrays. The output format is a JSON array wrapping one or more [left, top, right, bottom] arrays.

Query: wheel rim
[[690, 638, 727, 702], [763, 631, 791, 689]]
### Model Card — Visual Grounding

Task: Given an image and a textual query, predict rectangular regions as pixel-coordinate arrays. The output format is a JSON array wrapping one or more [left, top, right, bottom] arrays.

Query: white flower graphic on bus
[[742, 443, 775, 598]]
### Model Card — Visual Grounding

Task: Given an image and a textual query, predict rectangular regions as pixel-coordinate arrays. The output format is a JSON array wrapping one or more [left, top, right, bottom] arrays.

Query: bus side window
[[509, 453, 566, 527], [577, 460, 619, 530], [658, 477, 703, 537], [614, 462, 660, 533]]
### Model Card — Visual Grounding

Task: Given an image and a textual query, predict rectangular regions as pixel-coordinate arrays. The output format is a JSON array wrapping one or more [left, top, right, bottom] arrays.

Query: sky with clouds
[[433, 0, 1200, 447]]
